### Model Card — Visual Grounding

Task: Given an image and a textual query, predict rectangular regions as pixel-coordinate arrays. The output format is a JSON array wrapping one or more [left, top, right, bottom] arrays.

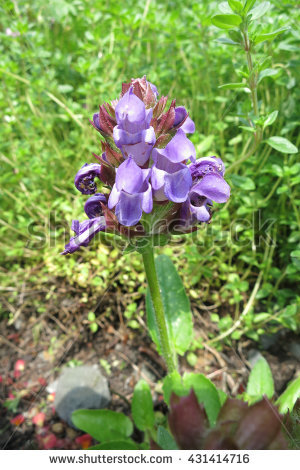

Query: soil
[[0, 277, 299, 450]]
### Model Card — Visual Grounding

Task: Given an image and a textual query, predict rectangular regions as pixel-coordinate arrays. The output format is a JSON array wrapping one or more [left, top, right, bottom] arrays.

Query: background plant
[[1, 0, 298, 344]]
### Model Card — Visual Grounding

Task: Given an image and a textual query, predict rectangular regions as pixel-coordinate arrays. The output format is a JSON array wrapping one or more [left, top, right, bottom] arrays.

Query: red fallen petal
[[37, 433, 58, 450], [0, 375, 3, 383], [10, 414, 25, 426], [14, 359, 25, 372], [32, 412, 46, 427], [8, 392, 15, 399], [38, 377, 47, 387], [75, 434, 93, 449], [13, 370, 21, 379]]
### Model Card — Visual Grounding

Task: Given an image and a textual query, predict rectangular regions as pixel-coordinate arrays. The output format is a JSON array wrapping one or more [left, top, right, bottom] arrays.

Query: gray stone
[[247, 349, 264, 368], [287, 341, 300, 361], [54, 365, 111, 427]]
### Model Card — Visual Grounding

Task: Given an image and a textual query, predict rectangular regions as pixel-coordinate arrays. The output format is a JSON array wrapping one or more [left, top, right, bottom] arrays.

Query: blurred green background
[[0, 0, 299, 344]]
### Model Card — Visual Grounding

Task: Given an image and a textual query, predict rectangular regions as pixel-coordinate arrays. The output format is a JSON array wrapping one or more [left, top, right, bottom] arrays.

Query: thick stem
[[142, 247, 177, 373]]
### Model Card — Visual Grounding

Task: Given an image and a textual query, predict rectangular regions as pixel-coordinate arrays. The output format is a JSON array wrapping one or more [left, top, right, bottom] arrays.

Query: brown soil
[[0, 278, 299, 449]]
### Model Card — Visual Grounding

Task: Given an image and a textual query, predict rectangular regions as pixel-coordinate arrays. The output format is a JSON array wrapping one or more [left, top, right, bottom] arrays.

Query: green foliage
[[266, 136, 298, 154], [157, 426, 179, 450], [146, 255, 193, 356], [71, 409, 133, 443], [131, 380, 155, 431], [90, 441, 139, 450], [0, 0, 299, 345], [163, 371, 222, 427], [245, 357, 275, 404], [276, 376, 300, 414]]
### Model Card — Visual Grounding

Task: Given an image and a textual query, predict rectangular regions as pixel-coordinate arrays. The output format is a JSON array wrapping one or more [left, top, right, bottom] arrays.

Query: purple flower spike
[[84, 193, 107, 219], [108, 157, 152, 226], [74, 163, 101, 194], [152, 128, 196, 164], [62, 217, 105, 255]]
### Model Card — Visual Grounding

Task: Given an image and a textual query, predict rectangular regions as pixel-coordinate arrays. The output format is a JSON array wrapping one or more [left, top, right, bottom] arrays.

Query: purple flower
[[113, 88, 156, 166], [74, 163, 101, 194], [150, 128, 196, 202], [181, 156, 230, 224], [62, 217, 106, 255], [152, 128, 196, 164], [174, 106, 195, 134], [84, 193, 107, 218], [108, 157, 152, 226], [151, 155, 192, 203], [115, 87, 152, 133]]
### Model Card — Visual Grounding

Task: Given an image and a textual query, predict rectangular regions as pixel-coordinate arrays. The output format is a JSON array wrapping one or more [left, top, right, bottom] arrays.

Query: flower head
[[63, 77, 230, 254]]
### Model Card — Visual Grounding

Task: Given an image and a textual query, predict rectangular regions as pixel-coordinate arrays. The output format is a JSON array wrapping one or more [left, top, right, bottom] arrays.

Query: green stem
[[142, 247, 177, 373]]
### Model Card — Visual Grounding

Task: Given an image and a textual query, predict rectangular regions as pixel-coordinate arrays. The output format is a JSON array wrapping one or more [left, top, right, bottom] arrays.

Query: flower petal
[[189, 157, 225, 179], [115, 192, 143, 226], [74, 163, 101, 194], [115, 88, 147, 134], [120, 127, 156, 165], [181, 116, 195, 134], [115, 157, 147, 193], [141, 183, 153, 213], [154, 128, 196, 163], [164, 167, 192, 203], [193, 173, 230, 203], [108, 184, 121, 209], [191, 204, 211, 222], [84, 193, 107, 219], [62, 217, 105, 254]]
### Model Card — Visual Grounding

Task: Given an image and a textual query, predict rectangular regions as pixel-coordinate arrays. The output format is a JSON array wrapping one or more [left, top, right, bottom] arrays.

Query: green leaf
[[216, 37, 240, 46], [162, 372, 221, 427], [243, 0, 256, 14], [90, 440, 139, 450], [253, 313, 271, 323], [257, 68, 280, 84], [211, 14, 242, 29], [266, 136, 298, 154], [157, 426, 179, 450], [255, 27, 289, 44], [246, 357, 274, 403], [131, 380, 155, 431], [239, 125, 256, 133], [146, 255, 193, 356], [230, 174, 256, 190], [219, 82, 248, 90], [183, 373, 222, 427], [276, 376, 300, 414], [248, 1, 270, 20], [218, 389, 228, 406], [228, 0, 243, 13], [162, 371, 183, 405], [263, 110, 278, 129], [72, 409, 133, 442]]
